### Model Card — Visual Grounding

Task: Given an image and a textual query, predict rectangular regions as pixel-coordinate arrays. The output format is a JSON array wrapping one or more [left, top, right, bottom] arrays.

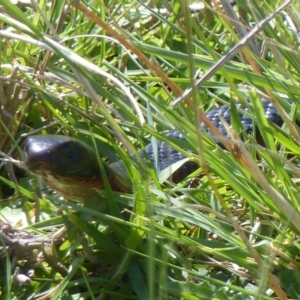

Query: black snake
[[24, 99, 286, 201]]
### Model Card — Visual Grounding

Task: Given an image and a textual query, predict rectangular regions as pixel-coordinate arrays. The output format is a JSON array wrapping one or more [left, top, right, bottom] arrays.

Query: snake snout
[[24, 150, 53, 175], [24, 137, 55, 175]]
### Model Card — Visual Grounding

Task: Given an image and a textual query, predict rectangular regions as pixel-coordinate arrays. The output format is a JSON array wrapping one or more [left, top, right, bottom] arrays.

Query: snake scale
[[24, 99, 286, 201]]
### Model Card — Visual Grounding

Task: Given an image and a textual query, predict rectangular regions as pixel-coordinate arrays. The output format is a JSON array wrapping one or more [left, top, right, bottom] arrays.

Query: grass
[[1, 0, 300, 299]]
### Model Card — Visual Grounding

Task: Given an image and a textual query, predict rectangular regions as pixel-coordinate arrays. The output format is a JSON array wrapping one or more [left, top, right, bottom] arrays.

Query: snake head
[[23, 135, 105, 200], [23, 135, 132, 200], [24, 135, 100, 178]]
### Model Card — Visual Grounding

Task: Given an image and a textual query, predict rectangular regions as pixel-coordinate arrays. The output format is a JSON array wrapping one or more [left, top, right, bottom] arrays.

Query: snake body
[[24, 99, 285, 201]]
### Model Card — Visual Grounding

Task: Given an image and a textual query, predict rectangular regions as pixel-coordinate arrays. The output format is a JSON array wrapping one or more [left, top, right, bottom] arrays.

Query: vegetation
[[1, 0, 300, 299]]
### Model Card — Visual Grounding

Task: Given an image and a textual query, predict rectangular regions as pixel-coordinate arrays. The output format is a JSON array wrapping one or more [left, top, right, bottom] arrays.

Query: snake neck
[[106, 161, 132, 193]]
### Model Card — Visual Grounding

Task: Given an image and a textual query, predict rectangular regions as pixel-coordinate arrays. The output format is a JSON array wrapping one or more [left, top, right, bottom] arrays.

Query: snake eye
[[63, 142, 75, 158]]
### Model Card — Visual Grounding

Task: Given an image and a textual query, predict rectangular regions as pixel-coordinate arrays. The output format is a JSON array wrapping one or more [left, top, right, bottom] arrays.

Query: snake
[[24, 99, 285, 201]]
